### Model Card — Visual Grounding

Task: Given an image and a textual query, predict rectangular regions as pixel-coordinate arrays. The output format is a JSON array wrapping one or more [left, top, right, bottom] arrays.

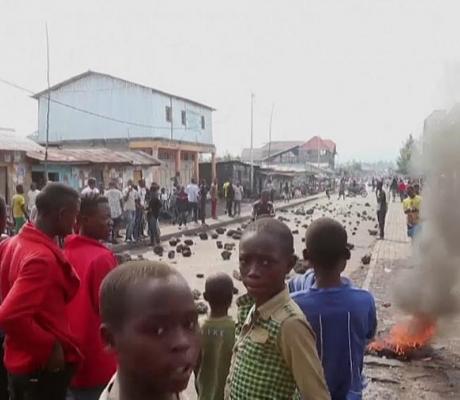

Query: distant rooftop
[[32, 70, 215, 111]]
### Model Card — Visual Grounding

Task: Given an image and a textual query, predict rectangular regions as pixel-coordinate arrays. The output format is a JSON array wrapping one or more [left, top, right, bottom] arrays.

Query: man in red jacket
[[65, 194, 117, 400], [0, 182, 81, 400]]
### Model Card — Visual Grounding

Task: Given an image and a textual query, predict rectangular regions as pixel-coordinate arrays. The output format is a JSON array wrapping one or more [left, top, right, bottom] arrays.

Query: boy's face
[[106, 276, 200, 395], [81, 202, 113, 241], [239, 231, 295, 305]]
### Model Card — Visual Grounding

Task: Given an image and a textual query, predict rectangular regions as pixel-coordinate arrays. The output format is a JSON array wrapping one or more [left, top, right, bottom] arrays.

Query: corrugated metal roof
[[31, 70, 216, 111], [0, 129, 44, 152], [26, 148, 161, 166]]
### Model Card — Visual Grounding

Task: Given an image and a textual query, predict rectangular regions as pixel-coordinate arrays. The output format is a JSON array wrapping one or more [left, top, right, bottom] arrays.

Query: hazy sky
[[1, 0, 460, 162]]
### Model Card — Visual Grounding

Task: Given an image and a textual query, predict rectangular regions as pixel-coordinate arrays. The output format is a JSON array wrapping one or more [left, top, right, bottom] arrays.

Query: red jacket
[[0, 223, 81, 374], [64, 235, 117, 388]]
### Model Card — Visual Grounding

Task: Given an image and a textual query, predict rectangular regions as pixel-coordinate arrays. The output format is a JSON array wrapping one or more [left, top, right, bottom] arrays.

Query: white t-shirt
[[123, 187, 139, 211], [81, 186, 100, 196], [105, 188, 123, 219], [27, 189, 40, 212], [138, 187, 147, 207], [234, 185, 244, 201], [185, 184, 200, 203]]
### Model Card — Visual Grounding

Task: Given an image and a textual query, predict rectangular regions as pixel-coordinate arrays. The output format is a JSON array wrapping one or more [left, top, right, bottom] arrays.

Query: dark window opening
[[165, 106, 172, 122], [181, 110, 186, 126], [201, 115, 205, 129]]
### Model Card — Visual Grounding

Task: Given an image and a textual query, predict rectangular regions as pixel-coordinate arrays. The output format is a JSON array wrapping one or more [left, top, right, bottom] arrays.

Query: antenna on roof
[[44, 23, 51, 183]]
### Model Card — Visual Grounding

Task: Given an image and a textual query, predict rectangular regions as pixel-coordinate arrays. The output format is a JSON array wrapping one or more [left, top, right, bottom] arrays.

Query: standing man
[[105, 181, 124, 244], [233, 181, 244, 216], [186, 178, 200, 224], [210, 178, 218, 220], [199, 179, 208, 225], [146, 185, 162, 246], [403, 185, 422, 240], [376, 181, 388, 240], [11, 184, 29, 234], [338, 178, 346, 200], [0, 183, 82, 400], [398, 179, 407, 202], [64, 195, 117, 400], [134, 179, 147, 240], [224, 179, 234, 217], [27, 182, 40, 215], [81, 177, 100, 196], [123, 180, 138, 242], [390, 177, 398, 202]]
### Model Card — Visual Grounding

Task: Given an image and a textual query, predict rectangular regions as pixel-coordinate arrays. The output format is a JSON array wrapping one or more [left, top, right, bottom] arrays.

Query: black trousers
[[226, 198, 233, 217], [8, 365, 74, 400], [377, 210, 387, 239]]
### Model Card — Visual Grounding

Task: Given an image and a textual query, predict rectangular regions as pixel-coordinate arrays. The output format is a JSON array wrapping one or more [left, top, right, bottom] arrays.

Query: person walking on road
[[338, 179, 346, 200], [376, 180, 388, 240], [176, 186, 189, 229], [11, 184, 29, 234], [390, 177, 398, 202], [105, 181, 124, 244], [223, 179, 234, 217], [81, 177, 100, 196]]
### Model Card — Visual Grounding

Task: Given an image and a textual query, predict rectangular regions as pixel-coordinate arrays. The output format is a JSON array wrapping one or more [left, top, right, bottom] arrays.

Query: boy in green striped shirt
[[225, 218, 330, 400]]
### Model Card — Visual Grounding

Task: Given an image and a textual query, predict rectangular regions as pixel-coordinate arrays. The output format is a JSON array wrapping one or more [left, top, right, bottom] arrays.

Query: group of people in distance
[[0, 181, 379, 400]]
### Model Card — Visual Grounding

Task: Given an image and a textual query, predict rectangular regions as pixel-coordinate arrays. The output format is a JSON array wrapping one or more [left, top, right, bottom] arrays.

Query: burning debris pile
[[368, 106, 460, 361], [367, 316, 436, 360]]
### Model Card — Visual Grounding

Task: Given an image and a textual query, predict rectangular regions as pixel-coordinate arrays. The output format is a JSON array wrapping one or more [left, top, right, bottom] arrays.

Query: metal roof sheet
[[26, 148, 161, 166], [31, 70, 216, 111]]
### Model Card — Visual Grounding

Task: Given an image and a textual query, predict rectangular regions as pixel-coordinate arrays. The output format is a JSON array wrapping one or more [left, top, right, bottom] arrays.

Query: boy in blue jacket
[[291, 218, 377, 400]]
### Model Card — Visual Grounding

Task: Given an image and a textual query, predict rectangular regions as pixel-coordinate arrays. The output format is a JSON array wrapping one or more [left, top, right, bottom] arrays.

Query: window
[[201, 115, 205, 129], [181, 110, 186, 126], [165, 106, 172, 122]]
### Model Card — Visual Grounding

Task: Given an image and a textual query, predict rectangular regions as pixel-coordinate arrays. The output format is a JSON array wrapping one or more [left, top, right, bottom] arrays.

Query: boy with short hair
[[196, 273, 235, 400], [65, 195, 117, 400], [225, 218, 330, 400], [291, 218, 377, 400], [99, 260, 200, 400]]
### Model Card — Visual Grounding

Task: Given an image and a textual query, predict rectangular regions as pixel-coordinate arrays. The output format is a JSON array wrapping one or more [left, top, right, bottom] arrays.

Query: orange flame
[[368, 316, 436, 357]]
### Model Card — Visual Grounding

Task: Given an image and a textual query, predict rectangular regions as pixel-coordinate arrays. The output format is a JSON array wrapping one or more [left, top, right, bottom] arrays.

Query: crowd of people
[[0, 174, 383, 400]]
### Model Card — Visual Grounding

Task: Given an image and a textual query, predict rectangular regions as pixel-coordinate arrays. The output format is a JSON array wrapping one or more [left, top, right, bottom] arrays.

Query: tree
[[397, 134, 415, 175]]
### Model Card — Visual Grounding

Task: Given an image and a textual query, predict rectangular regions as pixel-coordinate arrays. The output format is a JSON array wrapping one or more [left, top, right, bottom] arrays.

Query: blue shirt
[[290, 272, 377, 400]]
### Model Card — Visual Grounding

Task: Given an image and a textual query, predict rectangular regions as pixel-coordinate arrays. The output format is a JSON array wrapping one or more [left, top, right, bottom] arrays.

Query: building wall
[[0, 151, 32, 203], [37, 74, 213, 145]]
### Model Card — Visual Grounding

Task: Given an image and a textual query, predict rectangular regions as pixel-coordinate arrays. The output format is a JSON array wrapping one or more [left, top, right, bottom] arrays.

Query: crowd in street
[[0, 172, 386, 400]]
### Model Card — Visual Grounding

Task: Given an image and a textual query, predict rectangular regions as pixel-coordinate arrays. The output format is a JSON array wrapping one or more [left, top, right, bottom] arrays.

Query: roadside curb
[[111, 194, 324, 253]]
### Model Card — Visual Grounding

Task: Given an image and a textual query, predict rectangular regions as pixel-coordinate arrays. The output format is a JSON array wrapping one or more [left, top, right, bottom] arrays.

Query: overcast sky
[[1, 0, 460, 162]]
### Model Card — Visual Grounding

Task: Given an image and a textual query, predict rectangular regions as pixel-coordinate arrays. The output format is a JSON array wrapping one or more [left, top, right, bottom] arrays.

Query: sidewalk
[[362, 199, 410, 291], [111, 194, 324, 253]]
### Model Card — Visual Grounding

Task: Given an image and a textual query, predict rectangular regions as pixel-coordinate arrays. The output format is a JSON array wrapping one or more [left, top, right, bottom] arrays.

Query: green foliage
[[397, 134, 415, 174]]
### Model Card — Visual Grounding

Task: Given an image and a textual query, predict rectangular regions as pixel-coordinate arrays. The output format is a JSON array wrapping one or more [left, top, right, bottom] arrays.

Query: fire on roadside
[[367, 316, 436, 359]]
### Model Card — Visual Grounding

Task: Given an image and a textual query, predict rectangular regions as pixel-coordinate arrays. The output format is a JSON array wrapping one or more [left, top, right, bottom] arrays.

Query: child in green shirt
[[196, 273, 235, 400], [225, 218, 330, 400]]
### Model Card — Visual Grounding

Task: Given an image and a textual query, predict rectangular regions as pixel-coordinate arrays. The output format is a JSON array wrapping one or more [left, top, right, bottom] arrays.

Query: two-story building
[[32, 70, 216, 188]]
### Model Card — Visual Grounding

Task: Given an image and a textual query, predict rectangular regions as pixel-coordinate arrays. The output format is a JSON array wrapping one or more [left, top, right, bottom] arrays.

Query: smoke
[[394, 105, 460, 319]]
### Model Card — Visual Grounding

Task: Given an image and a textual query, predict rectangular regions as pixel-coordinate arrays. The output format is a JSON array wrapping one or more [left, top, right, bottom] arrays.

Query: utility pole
[[250, 93, 255, 195], [170, 96, 173, 140], [267, 103, 275, 166], [44, 23, 51, 183]]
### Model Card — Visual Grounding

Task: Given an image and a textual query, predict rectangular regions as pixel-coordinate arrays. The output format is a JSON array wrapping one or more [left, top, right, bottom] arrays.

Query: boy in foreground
[[291, 218, 377, 400], [99, 260, 200, 400], [225, 218, 330, 400], [196, 273, 235, 400], [65, 194, 117, 400]]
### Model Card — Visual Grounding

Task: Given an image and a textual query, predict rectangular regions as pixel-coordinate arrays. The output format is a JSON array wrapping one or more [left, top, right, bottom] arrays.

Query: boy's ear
[[203, 292, 209, 302], [286, 254, 297, 273], [100, 324, 116, 353]]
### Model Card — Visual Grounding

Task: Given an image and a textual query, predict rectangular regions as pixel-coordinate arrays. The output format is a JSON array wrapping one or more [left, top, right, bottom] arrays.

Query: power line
[[0, 76, 202, 131]]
